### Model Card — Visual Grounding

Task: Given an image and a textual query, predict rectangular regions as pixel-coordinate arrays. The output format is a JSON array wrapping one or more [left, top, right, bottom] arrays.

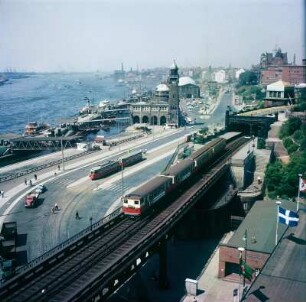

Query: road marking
[[67, 176, 89, 188]]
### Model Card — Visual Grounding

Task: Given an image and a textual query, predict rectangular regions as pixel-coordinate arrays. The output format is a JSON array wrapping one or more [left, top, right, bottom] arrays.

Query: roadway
[[0, 92, 234, 264], [0, 127, 195, 263]]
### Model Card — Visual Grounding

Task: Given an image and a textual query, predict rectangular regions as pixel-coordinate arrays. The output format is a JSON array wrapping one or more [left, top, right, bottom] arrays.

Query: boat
[[24, 122, 50, 136], [98, 100, 110, 109]]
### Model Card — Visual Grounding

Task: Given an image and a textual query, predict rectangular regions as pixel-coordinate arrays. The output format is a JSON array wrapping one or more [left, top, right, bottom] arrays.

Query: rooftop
[[156, 83, 169, 92], [225, 199, 297, 254], [245, 204, 306, 301], [179, 76, 196, 87], [267, 80, 293, 91]]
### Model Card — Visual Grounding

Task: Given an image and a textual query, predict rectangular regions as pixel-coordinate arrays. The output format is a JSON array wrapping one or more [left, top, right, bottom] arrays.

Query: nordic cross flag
[[278, 207, 299, 227], [299, 177, 306, 192]]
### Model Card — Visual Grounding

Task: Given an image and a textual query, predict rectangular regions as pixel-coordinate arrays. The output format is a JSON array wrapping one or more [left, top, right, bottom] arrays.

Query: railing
[[0, 149, 98, 183], [9, 207, 122, 279]]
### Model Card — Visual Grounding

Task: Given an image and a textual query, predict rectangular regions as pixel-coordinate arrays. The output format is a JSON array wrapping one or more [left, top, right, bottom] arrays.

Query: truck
[[25, 192, 40, 208], [0, 222, 17, 259]]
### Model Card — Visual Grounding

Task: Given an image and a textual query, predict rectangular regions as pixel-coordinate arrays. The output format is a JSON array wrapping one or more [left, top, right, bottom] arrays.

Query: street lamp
[[238, 247, 245, 302], [119, 158, 124, 198], [242, 230, 248, 287], [297, 174, 302, 211], [89, 216, 93, 231], [60, 138, 65, 171]]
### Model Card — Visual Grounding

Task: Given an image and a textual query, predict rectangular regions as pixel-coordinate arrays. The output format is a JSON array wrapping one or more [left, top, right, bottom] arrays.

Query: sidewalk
[[183, 232, 241, 302]]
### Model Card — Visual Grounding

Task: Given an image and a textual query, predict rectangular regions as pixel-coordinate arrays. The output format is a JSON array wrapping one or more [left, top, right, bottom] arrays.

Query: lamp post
[[238, 247, 245, 302], [275, 200, 282, 245], [89, 216, 93, 231], [60, 138, 65, 171], [119, 158, 124, 198], [242, 230, 248, 287], [297, 174, 302, 211]]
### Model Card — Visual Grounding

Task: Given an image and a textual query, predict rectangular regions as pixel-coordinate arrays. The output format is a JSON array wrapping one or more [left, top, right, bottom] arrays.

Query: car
[[35, 184, 46, 194]]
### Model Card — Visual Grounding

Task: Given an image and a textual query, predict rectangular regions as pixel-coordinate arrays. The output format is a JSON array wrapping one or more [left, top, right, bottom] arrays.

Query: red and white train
[[89, 150, 144, 180], [122, 137, 227, 216]]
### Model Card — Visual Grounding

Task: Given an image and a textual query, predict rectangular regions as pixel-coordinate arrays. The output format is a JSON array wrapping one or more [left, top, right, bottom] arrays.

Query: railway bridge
[[1, 136, 82, 152], [0, 137, 248, 302], [225, 110, 277, 138]]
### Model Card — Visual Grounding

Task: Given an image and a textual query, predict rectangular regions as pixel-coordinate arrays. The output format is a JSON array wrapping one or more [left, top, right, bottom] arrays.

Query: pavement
[[0, 127, 181, 227], [182, 232, 242, 302]]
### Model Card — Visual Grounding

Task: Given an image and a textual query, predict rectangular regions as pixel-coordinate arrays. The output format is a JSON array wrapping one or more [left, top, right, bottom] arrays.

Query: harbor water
[[0, 73, 158, 135]]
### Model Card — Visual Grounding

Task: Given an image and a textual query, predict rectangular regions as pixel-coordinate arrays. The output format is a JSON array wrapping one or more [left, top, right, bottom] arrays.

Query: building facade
[[214, 70, 226, 83], [264, 80, 294, 107], [130, 101, 169, 125], [261, 64, 306, 86], [259, 48, 306, 86], [130, 61, 181, 127], [167, 61, 180, 126], [178, 76, 200, 98]]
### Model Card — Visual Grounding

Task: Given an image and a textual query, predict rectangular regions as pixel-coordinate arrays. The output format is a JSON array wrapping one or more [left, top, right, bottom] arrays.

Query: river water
[[0, 73, 159, 135]]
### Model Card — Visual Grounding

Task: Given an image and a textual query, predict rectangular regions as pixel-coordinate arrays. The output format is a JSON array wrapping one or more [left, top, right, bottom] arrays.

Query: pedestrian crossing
[[53, 177, 75, 186], [94, 181, 130, 195]]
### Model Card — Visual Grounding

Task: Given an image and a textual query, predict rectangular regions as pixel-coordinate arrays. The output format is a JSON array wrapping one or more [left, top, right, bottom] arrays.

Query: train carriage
[[122, 137, 227, 217], [190, 137, 226, 168], [122, 176, 172, 216], [89, 161, 120, 180], [120, 150, 143, 167], [162, 159, 194, 186]]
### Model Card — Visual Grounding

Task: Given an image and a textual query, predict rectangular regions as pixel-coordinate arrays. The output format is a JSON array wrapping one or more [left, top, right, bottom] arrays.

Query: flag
[[278, 207, 299, 227], [240, 259, 254, 281], [299, 177, 306, 192]]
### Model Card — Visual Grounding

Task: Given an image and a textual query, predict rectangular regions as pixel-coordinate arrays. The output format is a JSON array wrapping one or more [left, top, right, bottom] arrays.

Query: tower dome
[[156, 84, 169, 92], [170, 60, 178, 70]]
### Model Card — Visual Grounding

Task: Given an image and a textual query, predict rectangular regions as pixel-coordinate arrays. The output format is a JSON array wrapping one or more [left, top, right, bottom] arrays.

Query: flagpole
[[242, 230, 248, 288], [275, 200, 281, 246], [297, 174, 302, 212], [238, 247, 245, 302]]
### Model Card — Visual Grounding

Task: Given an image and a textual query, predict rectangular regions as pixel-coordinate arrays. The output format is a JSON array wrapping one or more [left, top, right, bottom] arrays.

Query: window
[[134, 200, 139, 205]]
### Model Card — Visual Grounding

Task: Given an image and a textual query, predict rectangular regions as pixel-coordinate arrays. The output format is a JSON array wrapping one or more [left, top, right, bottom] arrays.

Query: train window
[[135, 200, 139, 205], [123, 200, 128, 203]]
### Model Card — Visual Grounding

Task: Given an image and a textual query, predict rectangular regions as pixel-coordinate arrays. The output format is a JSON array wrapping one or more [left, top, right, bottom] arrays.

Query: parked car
[[35, 184, 46, 194]]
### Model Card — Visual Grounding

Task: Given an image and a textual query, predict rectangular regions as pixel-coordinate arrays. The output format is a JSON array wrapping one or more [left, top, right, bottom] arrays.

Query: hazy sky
[[0, 0, 305, 72]]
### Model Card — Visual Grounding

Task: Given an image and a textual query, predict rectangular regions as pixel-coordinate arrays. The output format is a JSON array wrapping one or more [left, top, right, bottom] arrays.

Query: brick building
[[259, 48, 306, 86], [218, 200, 296, 282], [261, 64, 306, 86]]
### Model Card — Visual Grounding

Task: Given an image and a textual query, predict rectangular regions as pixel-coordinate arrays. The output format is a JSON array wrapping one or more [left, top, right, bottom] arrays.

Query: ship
[[24, 122, 50, 136]]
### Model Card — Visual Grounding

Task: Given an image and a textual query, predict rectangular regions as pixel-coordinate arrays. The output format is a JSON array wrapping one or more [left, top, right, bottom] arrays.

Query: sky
[[0, 0, 305, 72]]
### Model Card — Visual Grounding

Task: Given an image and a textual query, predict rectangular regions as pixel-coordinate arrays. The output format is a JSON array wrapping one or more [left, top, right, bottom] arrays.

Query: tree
[[279, 117, 302, 139], [238, 71, 258, 86]]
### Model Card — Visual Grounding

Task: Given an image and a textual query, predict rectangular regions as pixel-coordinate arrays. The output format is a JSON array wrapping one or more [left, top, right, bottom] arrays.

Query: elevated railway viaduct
[[0, 137, 249, 302], [225, 110, 277, 138]]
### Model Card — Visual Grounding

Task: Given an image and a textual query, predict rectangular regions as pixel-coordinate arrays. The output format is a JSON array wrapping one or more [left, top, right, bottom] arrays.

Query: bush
[[257, 138, 265, 149], [293, 130, 304, 143], [300, 138, 306, 151], [293, 102, 306, 112], [283, 137, 293, 149], [279, 117, 302, 139], [287, 144, 299, 154]]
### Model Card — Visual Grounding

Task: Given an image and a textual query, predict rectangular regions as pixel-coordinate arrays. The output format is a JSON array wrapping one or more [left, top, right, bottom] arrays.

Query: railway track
[[0, 136, 249, 302]]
